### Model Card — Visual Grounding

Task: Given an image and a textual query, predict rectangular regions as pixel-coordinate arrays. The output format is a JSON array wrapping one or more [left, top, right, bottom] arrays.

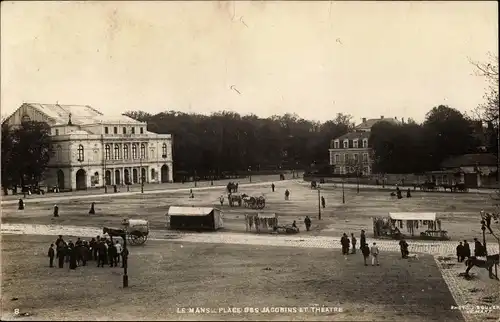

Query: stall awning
[[168, 206, 216, 216], [256, 213, 277, 219], [389, 212, 436, 221]]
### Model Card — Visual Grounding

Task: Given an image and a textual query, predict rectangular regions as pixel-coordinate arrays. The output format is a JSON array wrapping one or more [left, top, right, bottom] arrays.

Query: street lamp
[[121, 221, 129, 288], [480, 210, 488, 255], [194, 169, 197, 187], [357, 168, 360, 194], [317, 186, 322, 220], [140, 156, 144, 194], [248, 166, 252, 183], [342, 179, 345, 204]]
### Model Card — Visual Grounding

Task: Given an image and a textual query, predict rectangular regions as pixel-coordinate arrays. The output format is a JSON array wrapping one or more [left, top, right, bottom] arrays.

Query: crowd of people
[[50, 235, 129, 269], [339, 230, 381, 266]]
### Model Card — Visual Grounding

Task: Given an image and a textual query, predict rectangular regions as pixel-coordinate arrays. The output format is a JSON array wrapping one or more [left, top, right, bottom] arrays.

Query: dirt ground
[[1, 180, 496, 243], [1, 235, 463, 321]]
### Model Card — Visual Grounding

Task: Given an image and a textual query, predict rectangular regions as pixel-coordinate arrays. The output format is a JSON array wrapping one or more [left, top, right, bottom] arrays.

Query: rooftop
[[355, 117, 399, 130], [335, 131, 371, 141], [440, 153, 497, 168]]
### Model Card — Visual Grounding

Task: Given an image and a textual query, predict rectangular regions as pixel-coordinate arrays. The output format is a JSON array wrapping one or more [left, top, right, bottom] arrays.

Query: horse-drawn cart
[[103, 219, 150, 246], [243, 195, 266, 209]]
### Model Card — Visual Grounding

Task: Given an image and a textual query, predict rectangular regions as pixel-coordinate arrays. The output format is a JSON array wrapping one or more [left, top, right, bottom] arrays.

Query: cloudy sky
[[1, 1, 498, 123]]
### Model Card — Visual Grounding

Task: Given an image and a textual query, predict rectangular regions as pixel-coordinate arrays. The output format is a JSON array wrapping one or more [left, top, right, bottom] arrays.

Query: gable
[[3, 103, 57, 126]]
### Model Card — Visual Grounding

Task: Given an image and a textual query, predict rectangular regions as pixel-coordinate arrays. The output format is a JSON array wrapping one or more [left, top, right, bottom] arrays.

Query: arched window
[[77, 144, 84, 161], [140, 144, 146, 159], [56, 145, 62, 162], [151, 169, 155, 179], [123, 144, 129, 159], [132, 144, 138, 159], [105, 144, 111, 160], [162, 143, 167, 157], [114, 144, 120, 159]]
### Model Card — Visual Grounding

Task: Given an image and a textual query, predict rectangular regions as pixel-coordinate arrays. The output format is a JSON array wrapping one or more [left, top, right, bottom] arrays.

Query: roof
[[441, 153, 497, 168], [257, 213, 277, 219], [167, 206, 218, 216], [355, 118, 398, 129], [389, 212, 437, 221], [24, 103, 143, 125], [335, 131, 371, 141]]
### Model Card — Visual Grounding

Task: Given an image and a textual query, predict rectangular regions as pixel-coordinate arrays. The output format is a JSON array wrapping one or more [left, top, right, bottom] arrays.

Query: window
[[131, 127, 135, 134], [113, 127, 118, 134], [151, 169, 155, 180], [353, 140, 358, 148], [56, 145, 62, 162], [140, 127, 144, 134], [105, 127, 109, 134], [105, 144, 111, 160], [123, 127, 126, 134], [354, 154, 359, 162], [334, 141, 339, 149], [55, 129, 59, 136], [77, 144, 84, 161], [344, 154, 348, 163], [162, 143, 167, 157], [329, 153, 334, 165], [343, 140, 348, 148], [132, 144, 138, 159], [363, 153, 368, 162], [335, 154, 340, 164], [114, 144, 120, 159], [150, 148, 155, 159], [140, 143, 146, 159], [124, 144, 129, 159], [363, 139, 368, 148]]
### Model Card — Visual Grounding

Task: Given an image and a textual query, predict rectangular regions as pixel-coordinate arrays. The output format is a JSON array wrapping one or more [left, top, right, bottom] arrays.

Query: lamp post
[[248, 166, 252, 183], [121, 221, 129, 288], [317, 186, 322, 220], [342, 179, 345, 204], [194, 169, 197, 187], [357, 169, 360, 194], [480, 210, 488, 256], [140, 156, 144, 194]]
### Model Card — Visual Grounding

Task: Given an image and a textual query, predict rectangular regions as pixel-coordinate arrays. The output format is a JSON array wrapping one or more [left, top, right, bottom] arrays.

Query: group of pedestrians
[[456, 238, 487, 262], [339, 230, 387, 266], [50, 235, 128, 269]]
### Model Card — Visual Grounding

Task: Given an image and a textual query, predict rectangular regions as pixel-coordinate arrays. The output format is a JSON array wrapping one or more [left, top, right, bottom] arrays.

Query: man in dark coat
[[89, 202, 95, 215], [48, 244, 55, 267], [108, 240, 117, 267], [304, 216, 311, 231], [399, 238, 409, 258], [57, 243, 65, 268], [406, 189, 412, 198], [90, 238, 97, 261], [69, 246, 78, 270], [55, 235, 64, 258], [321, 196, 326, 208], [456, 242, 464, 262], [271, 183, 275, 192], [360, 230, 366, 248], [361, 243, 370, 266], [341, 233, 350, 255], [351, 233, 357, 254], [473, 238, 484, 257], [97, 241, 107, 267], [121, 247, 129, 269], [53, 204, 59, 217], [18, 199, 24, 210], [463, 240, 471, 259]]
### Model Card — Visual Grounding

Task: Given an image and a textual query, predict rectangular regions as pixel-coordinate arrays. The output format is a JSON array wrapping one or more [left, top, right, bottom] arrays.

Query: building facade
[[4, 103, 174, 191], [329, 116, 399, 175]]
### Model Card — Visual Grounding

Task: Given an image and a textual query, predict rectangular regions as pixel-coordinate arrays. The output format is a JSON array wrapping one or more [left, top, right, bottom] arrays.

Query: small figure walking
[[89, 202, 95, 215], [304, 216, 311, 231], [219, 195, 224, 206], [271, 183, 275, 192], [456, 242, 464, 262], [341, 233, 350, 255], [321, 196, 326, 209], [284, 189, 290, 201], [189, 189, 194, 198], [370, 242, 380, 266], [351, 233, 357, 254], [399, 238, 409, 259], [48, 244, 55, 267], [406, 188, 412, 198], [18, 198, 24, 210], [53, 204, 59, 217], [361, 243, 370, 266]]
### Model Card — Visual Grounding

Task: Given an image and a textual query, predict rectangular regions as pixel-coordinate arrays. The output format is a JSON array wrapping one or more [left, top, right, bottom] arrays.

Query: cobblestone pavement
[[2, 223, 498, 256]]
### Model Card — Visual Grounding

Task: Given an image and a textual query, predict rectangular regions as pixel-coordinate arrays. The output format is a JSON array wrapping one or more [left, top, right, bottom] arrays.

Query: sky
[[1, 1, 498, 123]]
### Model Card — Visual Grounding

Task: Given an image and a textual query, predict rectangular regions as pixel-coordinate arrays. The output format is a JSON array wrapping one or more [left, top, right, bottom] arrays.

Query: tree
[[1, 121, 53, 192], [470, 54, 499, 124]]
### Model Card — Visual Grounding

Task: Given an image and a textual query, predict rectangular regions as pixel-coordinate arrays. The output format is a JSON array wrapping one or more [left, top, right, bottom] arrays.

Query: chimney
[[394, 116, 398, 120], [380, 115, 384, 119], [402, 117, 405, 124], [362, 117, 367, 123]]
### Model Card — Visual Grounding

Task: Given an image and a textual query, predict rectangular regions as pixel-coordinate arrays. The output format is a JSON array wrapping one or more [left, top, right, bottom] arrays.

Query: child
[[48, 244, 55, 267]]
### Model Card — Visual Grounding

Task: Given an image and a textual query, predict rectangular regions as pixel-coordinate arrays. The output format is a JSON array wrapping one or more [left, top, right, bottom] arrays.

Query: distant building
[[329, 116, 399, 175], [4, 103, 173, 191]]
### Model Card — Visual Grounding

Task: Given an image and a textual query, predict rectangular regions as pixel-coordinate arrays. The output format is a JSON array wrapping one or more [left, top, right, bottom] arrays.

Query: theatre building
[[4, 103, 174, 191]]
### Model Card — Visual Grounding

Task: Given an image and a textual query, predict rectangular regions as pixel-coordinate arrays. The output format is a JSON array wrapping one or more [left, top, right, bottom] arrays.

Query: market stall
[[167, 206, 224, 231], [245, 213, 278, 233], [373, 212, 449, 240]]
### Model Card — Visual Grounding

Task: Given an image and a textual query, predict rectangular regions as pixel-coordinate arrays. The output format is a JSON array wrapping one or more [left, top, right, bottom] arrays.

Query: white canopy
[[256, 213, 277, 219], [389, 212, 437, 221], [168, 206, 218, 216]]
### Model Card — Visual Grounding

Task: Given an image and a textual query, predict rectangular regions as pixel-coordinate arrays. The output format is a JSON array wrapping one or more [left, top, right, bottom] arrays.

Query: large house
[[4, 103, 174, 191], [329, 116, 399, 175]]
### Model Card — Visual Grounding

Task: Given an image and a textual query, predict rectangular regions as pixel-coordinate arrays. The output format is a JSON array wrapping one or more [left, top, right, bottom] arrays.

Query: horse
[[464, 254, 500, 280], [103, 227, 126, 241]]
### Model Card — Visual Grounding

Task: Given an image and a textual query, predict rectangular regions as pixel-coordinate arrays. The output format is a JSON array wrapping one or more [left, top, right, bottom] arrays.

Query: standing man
[[399, 238, 409, 259], [351, 233, 357, 254], [57, 243, 65, 268], [98, 240, 107, 268], [219, 195, 224, 207], [370, 242, 380, 266], [360, 230, 366, 248], [321, 196, 326, 209], [114, 240, 123, 265], [361, 243, 370, 266], [271, 183, 275, 192], [284, 189, 290, 200], [18, 199, 24, 210], [463, 240, 471, 259], [456, 242, 464, 262], [473, 238, 484, 257], [89, 202, 96, 215], [53, 204, 59, 217], [48, 244, 55, 267], [341, 233, 350, 255], [121, 246, 129, 269], [304, 216, 312, 231]]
